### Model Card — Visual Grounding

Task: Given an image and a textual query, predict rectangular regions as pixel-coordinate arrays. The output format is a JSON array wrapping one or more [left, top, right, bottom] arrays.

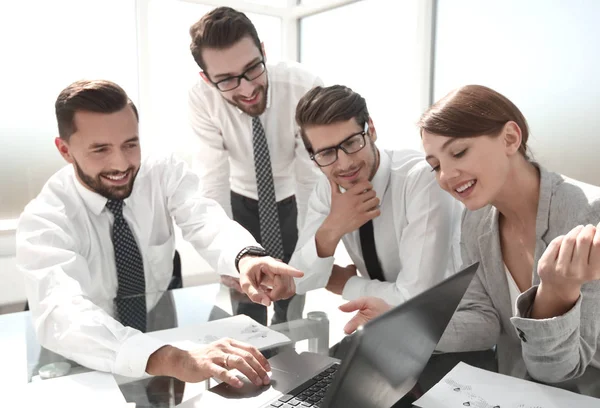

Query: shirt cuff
[[515, 285, 537, 318], [510, 285, 582, 343], [293, 237, 335, 294], [341, 276, 368, 301], [218, 244, 243, 277], [114, 332, 168, 378], [217, 224, 261, 278]]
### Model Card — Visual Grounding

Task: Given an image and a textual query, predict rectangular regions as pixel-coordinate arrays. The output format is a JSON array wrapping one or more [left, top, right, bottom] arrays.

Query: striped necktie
[[252, 116, 284, 260], [106, 199, 147, 332]]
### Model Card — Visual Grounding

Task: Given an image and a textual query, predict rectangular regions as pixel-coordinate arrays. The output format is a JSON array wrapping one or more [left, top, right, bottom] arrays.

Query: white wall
[[300, 0, 432, 153], [0, 0, 139, 220], [0, 0, 282, 306], [0, 0, 286, 222], [434, 0, 600, 186]]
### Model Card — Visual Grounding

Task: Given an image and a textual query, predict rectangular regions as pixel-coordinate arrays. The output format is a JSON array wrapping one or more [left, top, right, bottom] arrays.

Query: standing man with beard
[[188, 7, 321, 325], [16, 79, 303, 386], [289, 85, 463, 306]]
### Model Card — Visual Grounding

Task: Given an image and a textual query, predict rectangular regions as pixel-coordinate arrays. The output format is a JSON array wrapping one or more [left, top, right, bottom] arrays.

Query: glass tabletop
[[21, 284, 342, 407], [8, 283, 501, 408]]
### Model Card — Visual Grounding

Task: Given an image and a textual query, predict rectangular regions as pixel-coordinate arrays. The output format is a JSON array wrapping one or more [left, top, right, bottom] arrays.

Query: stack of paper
[[148, 314, 293, 351], [415, 362, 599, 408]]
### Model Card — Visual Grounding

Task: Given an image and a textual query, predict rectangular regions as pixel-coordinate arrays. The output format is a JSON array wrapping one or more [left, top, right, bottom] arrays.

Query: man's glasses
[[310, 123, 369, 167], [210, 60, 266, 92]]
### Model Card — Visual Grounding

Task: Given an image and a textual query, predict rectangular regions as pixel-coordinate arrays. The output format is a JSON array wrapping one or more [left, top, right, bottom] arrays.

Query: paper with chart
[[148, 314, 292, 351], [414, 362, 599, 408]]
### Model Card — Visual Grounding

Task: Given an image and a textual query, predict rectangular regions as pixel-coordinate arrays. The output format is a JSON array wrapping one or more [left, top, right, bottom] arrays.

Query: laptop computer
[[179, 262, 478, 408]]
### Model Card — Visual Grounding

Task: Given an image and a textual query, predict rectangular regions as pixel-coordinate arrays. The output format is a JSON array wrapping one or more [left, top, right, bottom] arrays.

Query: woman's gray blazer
[[437, 165, 600, 397]]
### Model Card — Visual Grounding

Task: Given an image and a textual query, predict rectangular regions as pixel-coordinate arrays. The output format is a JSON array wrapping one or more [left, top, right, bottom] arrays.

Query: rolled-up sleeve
[[510, 280, 600, 383]]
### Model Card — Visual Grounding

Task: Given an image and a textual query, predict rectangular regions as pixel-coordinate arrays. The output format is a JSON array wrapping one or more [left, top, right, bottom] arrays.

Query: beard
[[73, 159, 139, 200], [335, 140, 380, 188], [367, 142, 380, 181], [230, 83, 268, 117]]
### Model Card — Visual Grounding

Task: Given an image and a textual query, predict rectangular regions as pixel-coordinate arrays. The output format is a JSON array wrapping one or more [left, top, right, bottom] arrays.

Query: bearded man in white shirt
[[289, 85, 463, 306], [16, 79, 304, 388], [188, 7, 321, 325]]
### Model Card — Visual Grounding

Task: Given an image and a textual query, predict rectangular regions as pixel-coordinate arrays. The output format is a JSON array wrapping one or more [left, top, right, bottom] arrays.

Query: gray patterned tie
[[106, 200, 147, 332], [252, 116, 284, 260]]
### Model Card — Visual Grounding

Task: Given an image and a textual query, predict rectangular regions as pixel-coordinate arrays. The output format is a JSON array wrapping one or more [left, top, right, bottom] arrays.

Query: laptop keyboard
[[264, 363, 340, 408]]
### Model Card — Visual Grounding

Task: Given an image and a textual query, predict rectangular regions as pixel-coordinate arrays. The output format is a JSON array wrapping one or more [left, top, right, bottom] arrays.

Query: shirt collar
[[370, 148, 391, 202], [72, 168, 134, 216]]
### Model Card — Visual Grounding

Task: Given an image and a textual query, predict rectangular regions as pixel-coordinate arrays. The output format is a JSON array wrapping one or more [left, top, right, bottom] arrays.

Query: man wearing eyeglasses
[[188, 7, 321, 325], [289, 85, 463, 306]]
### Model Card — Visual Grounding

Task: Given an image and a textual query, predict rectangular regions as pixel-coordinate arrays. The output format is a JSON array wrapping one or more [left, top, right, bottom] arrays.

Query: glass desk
[[7, 284, 498, 407], [20, 284, 341, 407]]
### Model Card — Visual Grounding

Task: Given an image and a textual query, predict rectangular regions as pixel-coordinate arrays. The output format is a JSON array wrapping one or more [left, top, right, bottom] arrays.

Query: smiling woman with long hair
[[340, 85, 600, 397]]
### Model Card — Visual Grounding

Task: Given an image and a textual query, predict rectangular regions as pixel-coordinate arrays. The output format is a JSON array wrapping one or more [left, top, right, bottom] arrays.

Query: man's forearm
[[315, 222, 341, 258], [146, 345, 182, 378]]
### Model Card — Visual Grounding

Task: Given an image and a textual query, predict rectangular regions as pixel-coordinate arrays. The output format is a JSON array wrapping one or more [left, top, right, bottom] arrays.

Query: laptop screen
[[323, 263, 479, 408]]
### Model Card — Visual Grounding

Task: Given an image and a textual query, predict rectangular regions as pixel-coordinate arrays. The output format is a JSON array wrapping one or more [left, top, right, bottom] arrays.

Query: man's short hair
[[55, 79, 138, 140], [189, 7, 262, 71], [295, 85, 369, 154]]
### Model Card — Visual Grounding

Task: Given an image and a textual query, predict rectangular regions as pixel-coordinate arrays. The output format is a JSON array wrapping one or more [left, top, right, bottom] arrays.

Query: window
[[0, 0, 138, 220], [434, 0, 600, 185], [300, 0, 430, 152], [243, 0, 290, 6], [0, 0, 419, 222]]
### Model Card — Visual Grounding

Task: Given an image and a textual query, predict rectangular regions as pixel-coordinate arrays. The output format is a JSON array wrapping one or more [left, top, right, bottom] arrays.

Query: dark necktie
[[252, 116, 284, 260], [106, 200, 147, 332], [359, 220, 385, 281]]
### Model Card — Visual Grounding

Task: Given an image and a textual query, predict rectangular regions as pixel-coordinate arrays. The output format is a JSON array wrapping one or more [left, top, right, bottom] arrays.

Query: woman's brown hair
[[418, 85, 530, 157]]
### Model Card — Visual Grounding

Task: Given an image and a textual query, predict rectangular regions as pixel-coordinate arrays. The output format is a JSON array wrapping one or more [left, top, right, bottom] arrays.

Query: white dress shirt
[[504, 264, 523, 317], [290, 149, 463, 305], [188, 61, 323, 227], [16, 155, 259, 378]]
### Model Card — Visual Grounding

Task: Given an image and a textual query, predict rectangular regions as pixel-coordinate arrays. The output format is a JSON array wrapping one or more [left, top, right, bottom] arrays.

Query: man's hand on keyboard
[[146, 338, 272, 388]]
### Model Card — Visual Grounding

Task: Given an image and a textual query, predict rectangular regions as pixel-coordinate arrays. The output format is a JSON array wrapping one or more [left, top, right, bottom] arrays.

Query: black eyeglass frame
[[309, 122, 370, 167], [208, 60, 267, 92]]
